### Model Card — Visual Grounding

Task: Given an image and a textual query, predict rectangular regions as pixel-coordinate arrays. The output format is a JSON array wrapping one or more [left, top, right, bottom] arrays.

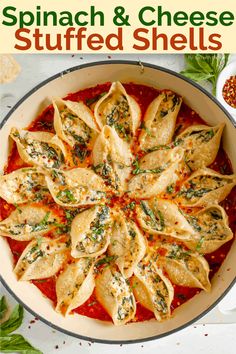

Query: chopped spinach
[[145, 145, 171, 153], [140, 201, 164, 231], [31, 212, 51, 232], [196, 236, 205, 252]]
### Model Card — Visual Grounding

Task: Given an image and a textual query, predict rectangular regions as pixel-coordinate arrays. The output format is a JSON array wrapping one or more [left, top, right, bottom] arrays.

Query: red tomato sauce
[[1, 83, 235, 323]]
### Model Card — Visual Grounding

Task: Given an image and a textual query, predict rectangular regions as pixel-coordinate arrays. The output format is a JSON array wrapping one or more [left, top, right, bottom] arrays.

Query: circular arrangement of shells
[[0, 82, 235, 325]]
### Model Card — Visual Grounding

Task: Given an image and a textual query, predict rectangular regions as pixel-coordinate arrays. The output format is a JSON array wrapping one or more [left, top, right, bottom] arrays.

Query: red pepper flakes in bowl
[[222, 75, 236, 109]]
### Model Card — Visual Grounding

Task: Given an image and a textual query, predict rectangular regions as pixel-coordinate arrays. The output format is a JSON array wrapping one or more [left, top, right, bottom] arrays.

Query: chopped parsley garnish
[[196, 236, 205, 252], [132, 159, 166, 175], [95, 255, 118, 267], [31, 212, 51, 232], [166, 184, 174, 194], [56, 189, 76, 203]]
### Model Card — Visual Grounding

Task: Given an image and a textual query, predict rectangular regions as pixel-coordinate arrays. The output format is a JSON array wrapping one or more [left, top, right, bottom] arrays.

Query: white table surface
[[0, 53, 236, 354]]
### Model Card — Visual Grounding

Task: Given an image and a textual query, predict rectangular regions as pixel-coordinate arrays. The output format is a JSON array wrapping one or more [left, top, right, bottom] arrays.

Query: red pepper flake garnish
[[222, 75, 236, 108]]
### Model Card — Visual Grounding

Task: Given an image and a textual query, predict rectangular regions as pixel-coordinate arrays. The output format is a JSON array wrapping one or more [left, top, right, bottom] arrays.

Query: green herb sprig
[[0, 296, 42, 353], [180, 54, 230, 95]]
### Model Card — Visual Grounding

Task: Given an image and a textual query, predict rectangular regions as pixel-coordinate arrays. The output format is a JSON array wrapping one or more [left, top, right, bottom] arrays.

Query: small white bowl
[[216, 61, 236, 119]]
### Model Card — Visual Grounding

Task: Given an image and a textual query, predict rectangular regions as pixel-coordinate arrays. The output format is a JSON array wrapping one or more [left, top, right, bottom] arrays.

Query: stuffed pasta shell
[[176, 168, 236, 206], [56, 258, 95, 315], [184, 205, 233, 254], [0, 205, 59, 241], [96, 266, 136, 325], [14, 237, 68, 281], [136, 198, 194, 240], [108, 213, 146, 278], [92, 125, 133, 192], [10, 128, 66, 169], [45, 168, 106, 207], [175, 123, 224, 171], [128, 147, 183, 198], [155, 242, 211, 291], [139, 91, 182, 151], [53, 98, 98, 156], [0, 167, 47, 204], [132, 254, 174, 321], [70, 205, 111, 258], [94, 81, 141, 143]]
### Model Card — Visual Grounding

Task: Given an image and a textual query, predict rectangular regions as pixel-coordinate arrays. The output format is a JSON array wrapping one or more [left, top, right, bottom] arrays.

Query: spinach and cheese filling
[[96, 266, 136, 325], [94, 82, 141, 143], [139, 91, 182, 150], [0, 168, 47, 204], [177, 168, 236, 206], [10, 128, 66, 169], [45, 168, 106, 207], [56, 258, 95, 315], [71, 205, 111, 258], [0, 205, 58, 241], [133, 256, 174, 321]]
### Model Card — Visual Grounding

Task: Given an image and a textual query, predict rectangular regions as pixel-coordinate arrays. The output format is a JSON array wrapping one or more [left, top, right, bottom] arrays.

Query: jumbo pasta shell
[[176, 123, 224, 171], [136, 198, 194, 240], [0, 167, 47, 204], [184, 205, 233, 254], [14, 237, 68, 281], [128, 147, 183, 198], [139, 91, 182, 151], [70, 205, 111, 258], [132, 254, 174, 321], [108, 213, 146, 278], [0, 204, 59, 241], [53, 98, 98, 148], [45, 168, 106, 207], [96, 266, 136, 325], [56, 258, 95, 315], [92, 125, 133, 192], [176, 168, 236, 207], [10, 128, 66, 169], [94, 81, 141, 143], [155, 242, 211, 291]]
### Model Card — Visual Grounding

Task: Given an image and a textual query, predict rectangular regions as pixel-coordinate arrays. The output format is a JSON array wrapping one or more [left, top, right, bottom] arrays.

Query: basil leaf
[[0, 304, 23, 335], [180, 70, 213, 82], [0, 334, 42, 354], [195, 54, 213, 74], [180, 54, 230, 95], [0, 296, 7, 320]]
